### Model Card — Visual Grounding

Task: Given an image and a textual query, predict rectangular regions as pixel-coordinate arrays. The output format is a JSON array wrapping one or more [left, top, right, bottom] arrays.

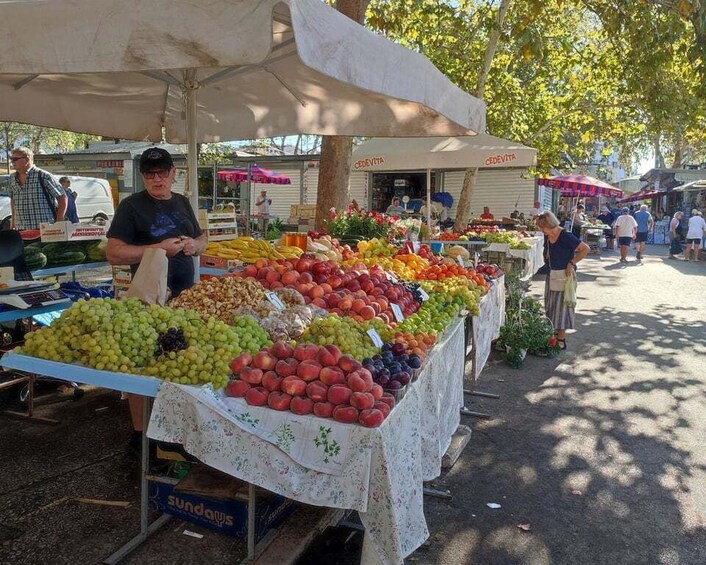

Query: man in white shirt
[[255, 190, 272, 233], [685, 209, 706, 261], [613, 207, 638, 264]]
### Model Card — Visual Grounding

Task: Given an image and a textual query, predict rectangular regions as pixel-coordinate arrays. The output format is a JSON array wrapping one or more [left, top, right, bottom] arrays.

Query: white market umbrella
[[0, 0, 486, 217]]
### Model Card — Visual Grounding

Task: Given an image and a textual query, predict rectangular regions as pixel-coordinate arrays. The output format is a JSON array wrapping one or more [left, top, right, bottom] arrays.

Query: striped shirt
[[8, 166, 64, 229]]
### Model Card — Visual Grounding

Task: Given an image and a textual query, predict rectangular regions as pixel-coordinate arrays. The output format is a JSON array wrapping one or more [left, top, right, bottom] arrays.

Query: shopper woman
[[571, 204, 586, 239], [537, 211, 590, 350], [669, 211, 684, 259], [685, 209, 706, 261]]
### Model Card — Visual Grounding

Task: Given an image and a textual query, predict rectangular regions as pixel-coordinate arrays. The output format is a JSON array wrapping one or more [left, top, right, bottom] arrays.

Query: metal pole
[[247, 483, 256, 557], [426, 168, 432, 234], [184, 69, 200, 282]]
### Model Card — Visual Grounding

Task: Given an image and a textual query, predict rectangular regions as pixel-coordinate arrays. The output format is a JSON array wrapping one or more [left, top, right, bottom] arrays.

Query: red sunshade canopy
[[618, 189, 662, 203], [217, 165, 292, 184], [538, 174, 624, 199]]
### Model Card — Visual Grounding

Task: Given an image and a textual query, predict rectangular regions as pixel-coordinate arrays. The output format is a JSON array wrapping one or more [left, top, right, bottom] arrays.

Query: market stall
[[471, 276, 506, 380]]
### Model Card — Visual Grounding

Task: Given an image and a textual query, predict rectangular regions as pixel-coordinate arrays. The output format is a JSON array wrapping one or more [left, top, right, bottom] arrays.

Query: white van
[[0, 174, 115, 229]]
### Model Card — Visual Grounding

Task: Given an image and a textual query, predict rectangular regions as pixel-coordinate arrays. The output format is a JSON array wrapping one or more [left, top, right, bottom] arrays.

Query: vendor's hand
[[180, 236, 199, 257], [565, 264, 574, 277], [161, 238, 185, 257]]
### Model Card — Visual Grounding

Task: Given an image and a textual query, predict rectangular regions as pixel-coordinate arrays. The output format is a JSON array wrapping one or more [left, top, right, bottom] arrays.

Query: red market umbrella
[[538, 174, 624, 199], [217, 165, 292, 184], [618, 189, 662, 204]]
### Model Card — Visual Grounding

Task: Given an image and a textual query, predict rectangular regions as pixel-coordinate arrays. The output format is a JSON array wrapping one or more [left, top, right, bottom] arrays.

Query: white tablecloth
[[508, 237, 545, 277], [472, 276, 506, 380], [148, 318, 466, 565]]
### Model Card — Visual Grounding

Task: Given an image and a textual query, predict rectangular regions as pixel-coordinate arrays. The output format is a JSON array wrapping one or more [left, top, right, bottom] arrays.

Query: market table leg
[[4, 372, 60, 425], [103, 396, 170, 564]]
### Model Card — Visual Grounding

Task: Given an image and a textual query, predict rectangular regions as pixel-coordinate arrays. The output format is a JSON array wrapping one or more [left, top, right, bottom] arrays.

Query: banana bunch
[[204, 237, 303, 263]]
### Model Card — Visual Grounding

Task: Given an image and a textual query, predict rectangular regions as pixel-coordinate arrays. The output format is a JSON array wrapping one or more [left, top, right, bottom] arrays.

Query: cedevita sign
[[484, 153, 517, 166], [354, 156, 385, 169]]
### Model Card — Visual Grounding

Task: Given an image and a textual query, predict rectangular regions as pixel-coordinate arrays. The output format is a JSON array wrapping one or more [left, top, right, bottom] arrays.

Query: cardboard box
[[148, 478, 296, 541], [199, 255, 243, 271], [40, 221, 110, 242]]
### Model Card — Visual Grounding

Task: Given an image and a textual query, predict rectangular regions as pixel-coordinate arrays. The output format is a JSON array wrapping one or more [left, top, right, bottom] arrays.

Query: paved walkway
[[418, 245, 706, 565]]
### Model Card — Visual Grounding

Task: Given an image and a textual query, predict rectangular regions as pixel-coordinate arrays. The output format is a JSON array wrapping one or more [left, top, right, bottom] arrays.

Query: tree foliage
[[366, 0, 705, 177]]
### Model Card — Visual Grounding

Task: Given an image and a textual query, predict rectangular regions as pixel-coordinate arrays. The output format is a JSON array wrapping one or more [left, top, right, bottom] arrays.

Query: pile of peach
[[226, 341, 395, 428], [389, 331, 436, 361]]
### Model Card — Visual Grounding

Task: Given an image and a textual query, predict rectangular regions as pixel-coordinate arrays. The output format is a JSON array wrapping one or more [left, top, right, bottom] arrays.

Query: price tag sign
[[367, 329, 384, 348], [412, 242, 421, 253], [265, 291, 285, 311], [418, 288, 430, 302], [391, 303, 405, 322], [386, 272, 399, 284], [456, 255, 465, 267]]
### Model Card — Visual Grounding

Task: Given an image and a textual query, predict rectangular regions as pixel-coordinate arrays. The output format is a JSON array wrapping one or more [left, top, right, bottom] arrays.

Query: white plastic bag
[[564, 272, 577, 308]]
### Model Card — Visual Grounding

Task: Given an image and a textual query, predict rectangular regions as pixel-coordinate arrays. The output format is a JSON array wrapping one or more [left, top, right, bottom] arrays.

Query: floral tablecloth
[[472, 276, 506, 380], [148, 318, 466, 565]]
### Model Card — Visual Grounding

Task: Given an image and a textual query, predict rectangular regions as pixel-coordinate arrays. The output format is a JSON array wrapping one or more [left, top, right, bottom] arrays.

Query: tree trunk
[[654, 135, 665, 169], [454, 0, 512, 230], [316, 136, 353, 231], [315, 0, 370, 231]]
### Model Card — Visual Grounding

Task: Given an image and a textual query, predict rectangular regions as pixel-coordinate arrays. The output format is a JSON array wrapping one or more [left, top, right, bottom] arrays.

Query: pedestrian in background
[[58, 176, 80, 224], [633, 204, 653, 262], [613, 207, 637, 264], [537, 211, 590, 351], [597, 206, 615, 250], [685, 209, 706, 262], [8, 146, 67, 229], [256, 190, 272, 233], [571, 204, 586, 239], [669, 211, 684, 259]]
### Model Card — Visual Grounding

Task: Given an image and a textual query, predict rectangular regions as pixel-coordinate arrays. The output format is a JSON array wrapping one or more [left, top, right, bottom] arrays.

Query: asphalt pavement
[[416, 245, 706, 565]]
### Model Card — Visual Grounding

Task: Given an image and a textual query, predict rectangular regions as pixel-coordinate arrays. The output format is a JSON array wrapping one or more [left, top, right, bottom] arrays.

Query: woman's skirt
[[670, 236, 683, 256], [544, 278, 575, 330]]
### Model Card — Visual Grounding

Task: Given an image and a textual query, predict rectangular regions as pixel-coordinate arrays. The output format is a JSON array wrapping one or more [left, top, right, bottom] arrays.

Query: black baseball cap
[[139, 147, 174, 173]]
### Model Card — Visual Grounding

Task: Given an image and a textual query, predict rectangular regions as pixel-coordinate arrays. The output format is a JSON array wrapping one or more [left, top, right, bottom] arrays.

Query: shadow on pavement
[[417, 298, 706, 564]]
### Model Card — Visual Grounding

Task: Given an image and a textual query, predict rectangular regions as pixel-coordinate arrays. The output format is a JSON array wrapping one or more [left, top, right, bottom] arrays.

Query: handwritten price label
[[391, 303, 405, 322], [386, 272, 399, 284], [367, 329, 384, 348], [265, 291, 285, 311], [418, 288, 430, 301]]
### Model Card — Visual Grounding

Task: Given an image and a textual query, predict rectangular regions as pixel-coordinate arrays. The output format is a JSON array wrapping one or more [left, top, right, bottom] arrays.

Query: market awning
[[217, 166, 292, 184], [351, 134, 536, 171], [618, 189, 663, 203], [0, 0, 486, 142], [538, 174, 624, 199], [673, 180, 706, 192]]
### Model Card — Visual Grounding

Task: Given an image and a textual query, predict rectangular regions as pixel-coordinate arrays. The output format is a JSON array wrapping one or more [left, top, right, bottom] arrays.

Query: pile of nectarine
[[226, 341, 396, 428]]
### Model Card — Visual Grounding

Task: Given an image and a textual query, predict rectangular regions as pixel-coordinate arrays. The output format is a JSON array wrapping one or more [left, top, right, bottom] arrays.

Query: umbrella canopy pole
[[426, 168, 432, 235], [184, 71, 200, 283]]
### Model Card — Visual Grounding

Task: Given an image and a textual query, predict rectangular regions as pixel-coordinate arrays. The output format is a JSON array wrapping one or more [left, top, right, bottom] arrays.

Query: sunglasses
[[10, 156, 27, 162], [143, 169, 171, 180]]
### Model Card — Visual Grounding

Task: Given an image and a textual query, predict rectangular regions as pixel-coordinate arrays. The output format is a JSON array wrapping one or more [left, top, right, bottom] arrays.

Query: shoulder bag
[[35, 171, 59, 220]]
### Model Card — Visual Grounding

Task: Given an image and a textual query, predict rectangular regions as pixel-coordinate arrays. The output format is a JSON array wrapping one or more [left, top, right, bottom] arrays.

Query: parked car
[[0, 174, 115, 230]]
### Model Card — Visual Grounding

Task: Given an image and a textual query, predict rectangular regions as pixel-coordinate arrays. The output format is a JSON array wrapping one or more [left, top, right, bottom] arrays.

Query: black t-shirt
[[107, 190, 202, 297]]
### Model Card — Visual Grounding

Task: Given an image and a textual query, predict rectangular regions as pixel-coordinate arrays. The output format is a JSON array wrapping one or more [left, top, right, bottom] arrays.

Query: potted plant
[[497, 295, 556, 368]]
